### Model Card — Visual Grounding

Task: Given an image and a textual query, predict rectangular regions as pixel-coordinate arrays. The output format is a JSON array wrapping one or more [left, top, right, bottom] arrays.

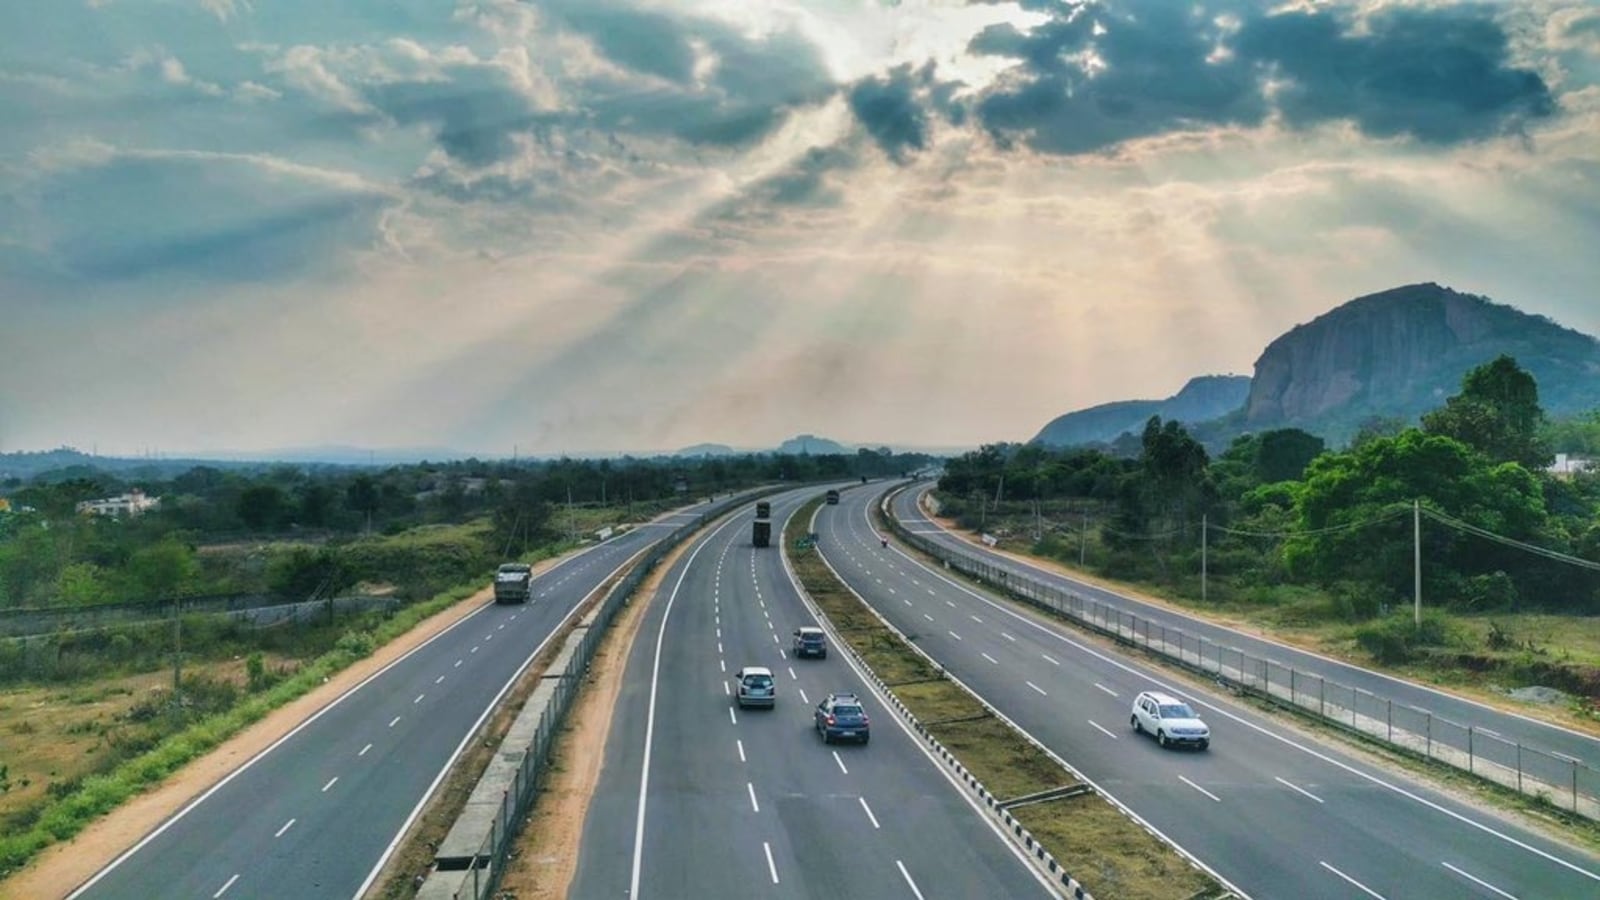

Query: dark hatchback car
[[792, 626, 827, 659], [814, 692, 869, 744]]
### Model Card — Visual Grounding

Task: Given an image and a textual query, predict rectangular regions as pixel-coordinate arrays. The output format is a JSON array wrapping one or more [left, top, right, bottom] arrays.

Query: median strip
[[784, 494, 1229, 900]]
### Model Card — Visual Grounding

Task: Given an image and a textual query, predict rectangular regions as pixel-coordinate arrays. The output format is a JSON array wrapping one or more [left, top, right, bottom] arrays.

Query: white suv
[[735, 667, 776, 709], [1131, 691, 1210, 750]]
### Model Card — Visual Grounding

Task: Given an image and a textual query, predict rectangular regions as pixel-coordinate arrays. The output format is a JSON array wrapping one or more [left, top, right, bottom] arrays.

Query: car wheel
[[860, 735, 869, 745], [1157, 731, 1168, 748], [822, 730, 832, 744], [1199, 741, 1209, 751], [819, 651, 827, 659], [1131, 715, 1142, 734]]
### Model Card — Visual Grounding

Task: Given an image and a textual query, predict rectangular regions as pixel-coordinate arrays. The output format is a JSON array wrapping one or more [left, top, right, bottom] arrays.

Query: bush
[[1353, 611, 1457, 664], [334, 629, 375, 659]]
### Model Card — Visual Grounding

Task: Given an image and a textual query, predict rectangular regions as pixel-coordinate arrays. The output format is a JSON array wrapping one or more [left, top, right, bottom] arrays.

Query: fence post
[[1427, 713, 1433, 758], [1291, 669, 1297, 705], [1469, 727, 1475, 774], [1575, 761, 1581, 813], [1319, 678, 1325, 718], [1517, 744, 1522, 795], [1387, 700, 1392, 742]]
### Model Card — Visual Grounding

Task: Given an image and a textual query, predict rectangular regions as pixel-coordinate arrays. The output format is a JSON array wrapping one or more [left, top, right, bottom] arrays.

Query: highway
[[893, 484, 1600, 773], [572, 487, 1056, 899], [71, 498, 730, 900], [819, 484, 1600, 899]]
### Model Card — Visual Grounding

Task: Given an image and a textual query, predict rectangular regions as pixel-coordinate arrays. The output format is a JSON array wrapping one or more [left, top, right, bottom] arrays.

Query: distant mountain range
[[1033, 283, 1600, 449]]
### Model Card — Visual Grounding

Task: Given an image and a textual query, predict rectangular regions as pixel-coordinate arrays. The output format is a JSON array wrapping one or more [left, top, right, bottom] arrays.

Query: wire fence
[[427, 490, 775, 900], [884, 503, 1600, 821]]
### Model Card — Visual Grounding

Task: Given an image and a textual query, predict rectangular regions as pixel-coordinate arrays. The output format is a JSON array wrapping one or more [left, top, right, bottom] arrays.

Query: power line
[[1420, 507, 1600, 573], [1210, 504, 1411, 539]]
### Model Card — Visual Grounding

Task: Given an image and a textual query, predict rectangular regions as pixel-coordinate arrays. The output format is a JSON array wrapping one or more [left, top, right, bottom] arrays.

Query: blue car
[[814, 692, 870, 744]]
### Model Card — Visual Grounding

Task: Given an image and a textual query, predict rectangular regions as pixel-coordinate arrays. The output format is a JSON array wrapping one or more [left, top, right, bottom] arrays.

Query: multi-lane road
[[71, 498, 729, 900], [573, 486, 1056, 899], [816, 483, 1600, 899], [893, 484, 1600, 772]]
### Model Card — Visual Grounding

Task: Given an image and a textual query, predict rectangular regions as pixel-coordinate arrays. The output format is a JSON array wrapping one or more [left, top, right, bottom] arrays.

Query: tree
[[1422, 355, 1550, 468], [128, 538, 199, 602], [1257, 429, 1326, 483], [237, 484, 288, 531], [57, 562, 115, 606], [346, 475, 380, 529]]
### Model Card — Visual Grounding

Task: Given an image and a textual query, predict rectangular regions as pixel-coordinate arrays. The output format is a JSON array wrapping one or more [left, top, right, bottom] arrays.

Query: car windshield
[[832, 705, 863, 716], [801, 633, 823, 641], [1159, 704, 1196, 719], [745, 676, 773, 687]]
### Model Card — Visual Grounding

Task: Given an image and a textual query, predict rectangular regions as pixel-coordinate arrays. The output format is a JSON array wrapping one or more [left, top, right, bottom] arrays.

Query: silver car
[[735, 666, 776, 709]]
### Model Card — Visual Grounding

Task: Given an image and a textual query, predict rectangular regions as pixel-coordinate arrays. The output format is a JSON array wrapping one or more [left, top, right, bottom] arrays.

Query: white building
[[77, 489, 161, 517], [1549, 453, 1596, 478]]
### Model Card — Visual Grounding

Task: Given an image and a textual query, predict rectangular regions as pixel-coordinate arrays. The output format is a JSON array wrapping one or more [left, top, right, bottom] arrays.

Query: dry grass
[[1015, 794, 1217, 900]]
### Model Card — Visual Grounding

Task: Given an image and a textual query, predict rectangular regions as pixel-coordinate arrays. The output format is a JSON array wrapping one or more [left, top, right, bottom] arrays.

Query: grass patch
[[785, 496, 1225, 900]]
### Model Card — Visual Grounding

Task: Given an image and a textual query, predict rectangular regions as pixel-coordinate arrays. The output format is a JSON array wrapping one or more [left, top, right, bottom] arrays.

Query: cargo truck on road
[[752, 519, 771, 547], [494, 563, 533, 604]]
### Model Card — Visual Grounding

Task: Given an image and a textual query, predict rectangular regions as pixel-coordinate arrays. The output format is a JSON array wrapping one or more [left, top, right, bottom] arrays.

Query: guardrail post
[[1291, 669, 1297, 705], [1575, 761, 1580, 813], [1468, 726, 1474, 774], [1386, 700, 1392, 742], [1426, 713, 1432, 758], [1319, 678, 1325, 717], [1516, 744, 1522, 794]]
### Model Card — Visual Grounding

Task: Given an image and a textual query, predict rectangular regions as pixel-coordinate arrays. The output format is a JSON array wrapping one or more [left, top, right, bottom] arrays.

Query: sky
[[2, 0, 1599, 458]]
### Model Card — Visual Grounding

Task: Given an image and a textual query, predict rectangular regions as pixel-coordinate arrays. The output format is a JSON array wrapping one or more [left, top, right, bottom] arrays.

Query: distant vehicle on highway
[[493, 563, 533, 604], [814, 692, 869, 744], [755, 500, 771, 518], [792, 626, 827, 659], [825, 489, 840, 505], [752, 518, 771, 547], [1131, 691, 1210, 750], [735, 667, 776, 708]]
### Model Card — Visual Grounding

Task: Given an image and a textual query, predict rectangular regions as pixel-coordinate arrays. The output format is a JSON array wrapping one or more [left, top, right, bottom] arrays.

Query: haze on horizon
[[3, 0, 1599, 458]]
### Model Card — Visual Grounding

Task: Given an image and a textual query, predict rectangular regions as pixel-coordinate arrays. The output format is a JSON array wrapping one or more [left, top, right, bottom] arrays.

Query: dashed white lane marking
[[1088, 720, 1118, 740], [1179, 775, 1221, 803], [274, 819, 295, 838], [799, 688, 810, 704], [789, 667, 798, 680], [322, 777, 339, 793], [903, 599, 913, 606], [213, 874, 240, 898], [485, 634, 493, 641], [1441, 862, 1517, 899], [388, 716, 401, 728], [1319, 861, 1385, 899], [414, 693, 425, 704], [498, 623, 505, 630], [947, 631, 962, 641], [718, 642, 723, 655], [719, 659, 726, 673], [1093, 682, 1117, 697], [779, 649, 788, 660], [454, 659, 462, 668], [764, 842, 780, 884], [435, 675, 445, 684], [969, 614, 983, 624], [359, 743, 372, 757], [728, 707, 738, 725], [1026, 682, 1047, 696], [896, 861, 926, 900], [1001, 632, 1017, 642], [944, 600, 955, 608], [736, 740, 746, 763], [832, 750, 849, 775], [747, 782, 761, 813], [927, 588, 936, 596], [471, 646, 479, 654], [923, 614, 934, 622], [1042, 653, 1060, 665], [1275, 776, 1324, 804], [859, 796, 880, 828], [772, 634, 780, 645], [723, 680, 730, 696], [981, 652, 999, 665]]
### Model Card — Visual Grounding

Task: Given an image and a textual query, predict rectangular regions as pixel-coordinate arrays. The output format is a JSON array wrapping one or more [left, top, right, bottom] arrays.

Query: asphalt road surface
[[573, 486, 1056, 899], [819, 483, 1600, 899]]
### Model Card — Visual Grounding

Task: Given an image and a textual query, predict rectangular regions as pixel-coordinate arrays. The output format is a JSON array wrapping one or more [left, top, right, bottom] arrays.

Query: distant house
[[76, 488, 161, 517], [1548, 453, 1596, 479]]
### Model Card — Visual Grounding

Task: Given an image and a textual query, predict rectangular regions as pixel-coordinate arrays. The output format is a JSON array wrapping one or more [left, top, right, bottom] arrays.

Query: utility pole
[[1414, 499, 1422, 627], [1201, 513, 1208, 604]]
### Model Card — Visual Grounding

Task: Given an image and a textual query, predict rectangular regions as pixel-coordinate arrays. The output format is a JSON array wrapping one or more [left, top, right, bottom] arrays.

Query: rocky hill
[[1032, 375, 1251, 447], [1244, 283, 1600, 439]]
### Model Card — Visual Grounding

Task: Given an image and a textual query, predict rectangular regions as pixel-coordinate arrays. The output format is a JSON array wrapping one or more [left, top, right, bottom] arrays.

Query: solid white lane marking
[[799, 688, 810, 704], [1275, 776, 1324, 804], [982, 652, 999, 665], [729, 707, 737, 725], [1001, 632, 1017, 642], [860, 796, 880, 828], [388, 716, 401, 728], [764, 842, 780, 884], [1554, 752, 1581, 764], [274, 819, 295, 838], [213, 874, 239, 898], [832, 750, 849, 775], [1089, 720, 1118, 740], [1320, 861, 1386, 899], [1442, 862, 1517, 899], [1026, 681, 1047, 696], [359, 743, 372, 757], [1042, 654, 1060, 666], [1179, 775, 1220, 803], [948, 631, 962, 641], [896, 861, 926, 900], [1093, 683, 1117, 698], [747, 782, 760, 813], [322, 777, 338, 793], [736, 740, 746, 763]]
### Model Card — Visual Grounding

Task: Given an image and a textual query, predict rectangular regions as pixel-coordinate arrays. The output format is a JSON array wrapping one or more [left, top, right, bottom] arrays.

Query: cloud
[[966, 0, 1555, 156]]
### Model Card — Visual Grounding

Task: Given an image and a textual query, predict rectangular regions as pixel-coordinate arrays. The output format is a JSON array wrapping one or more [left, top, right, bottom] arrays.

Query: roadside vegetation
[[786, 497, 1222, 900], [937, 356, 1600, 724]]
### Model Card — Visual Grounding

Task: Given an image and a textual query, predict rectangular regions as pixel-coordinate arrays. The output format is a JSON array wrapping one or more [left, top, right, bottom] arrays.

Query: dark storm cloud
[[965, 0, 1555, 155], [846, 62, 969, 164]]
